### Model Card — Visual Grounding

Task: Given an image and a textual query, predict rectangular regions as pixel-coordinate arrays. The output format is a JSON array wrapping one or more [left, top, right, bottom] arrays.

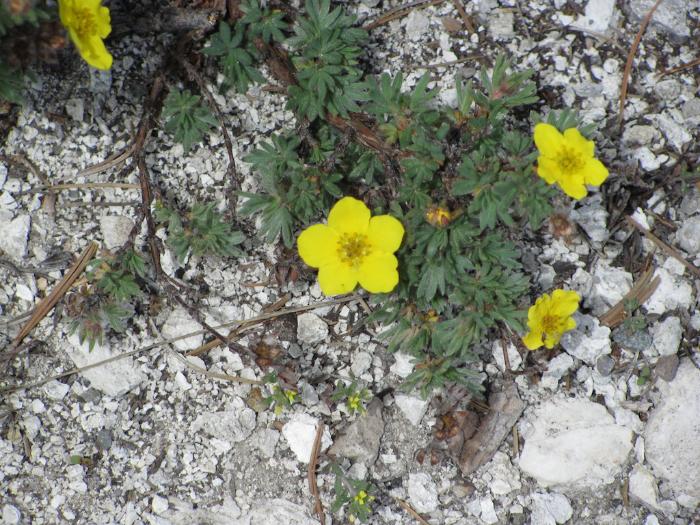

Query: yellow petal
[[563, 128, 594, 158], [357, 253, 399, 293], [563, 317, 577, 331], [543, 331, 562, 349], [558, 173, 587, 200], [550, 290, 580, 317], [297, 224, 339, 268], [536, 157, 561, 185], [97, 6, 112, 38], [367, 215, 404, 254], [583, 158, 609, 186], [328, 197, 370, 234], [523, 330, 543, 350], [534, 123, 564, 158], [318, 263, 358, 296]]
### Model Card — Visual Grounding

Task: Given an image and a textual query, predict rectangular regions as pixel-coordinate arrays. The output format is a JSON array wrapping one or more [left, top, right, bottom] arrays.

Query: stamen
[[74, 8, 96, 37], [557, 146, 585, 174], [337, 232, 371, 267]]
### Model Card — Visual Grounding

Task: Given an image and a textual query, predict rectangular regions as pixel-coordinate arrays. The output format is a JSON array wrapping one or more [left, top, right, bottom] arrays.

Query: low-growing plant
[[155, 201, 245, 262], [331, 464, 375, 523], [331, 380, 372, 415], [162, 89, 218, 152]]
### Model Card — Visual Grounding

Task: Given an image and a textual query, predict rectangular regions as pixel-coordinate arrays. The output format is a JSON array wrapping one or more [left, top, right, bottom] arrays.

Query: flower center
[[337, 232, 371, 267], [541, 314, 559, 334], [556, 146, 585, 174], [74, 8, 97, 38]]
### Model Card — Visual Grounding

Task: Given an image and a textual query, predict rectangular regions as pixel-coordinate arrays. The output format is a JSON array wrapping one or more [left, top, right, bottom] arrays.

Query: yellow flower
[[354, 490, 370, 505], [297, 197, 404, 296], [533, 123, 608, 200], [59, 0, 113, 70], [283, 389, 297, 404], [425, 206, 452, 227], [522, 289, 580, 350]]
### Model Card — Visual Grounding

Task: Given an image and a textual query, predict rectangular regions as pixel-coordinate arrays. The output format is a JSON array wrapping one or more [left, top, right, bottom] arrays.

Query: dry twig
[[658, 56, 700, 78], [599, 267, 660, 327], [308, 423, 326, 525], [364, 0, 445, 30], [618, 0, 663, 128], [394, 497, 431, 525]]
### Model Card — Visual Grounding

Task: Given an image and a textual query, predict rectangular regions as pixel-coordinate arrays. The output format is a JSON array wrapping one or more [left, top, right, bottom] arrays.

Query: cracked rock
[[530, 492, 573, 525], [651, 316, 682, 356], [394, 393, 429, 426], [407, 472, 438, 514], [191, 398, 256, 443], [328, 399, 384, 464], [676, 216, 700, 255], [560, 313, 611, 365], [296, 313, 328, 345], [161, 307, 204, 351], [99, 214, 134, 250], [519, 397, 633, 488], [0, 214, 30, 262], [282, 413, 332, 463], [629, 464, 662, 512]]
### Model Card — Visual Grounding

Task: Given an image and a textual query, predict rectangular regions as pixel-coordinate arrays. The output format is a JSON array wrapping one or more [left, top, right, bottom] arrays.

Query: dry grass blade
[[308, 422, 326, 525], [77, 143, 137, 177], [8, 241, 98, 351], [168, 348, 260, 384], [394, 497, 431, 525], [618, 0, 663, 128], [451, 0, 475, 33], [625, 215, 700, 280], [658, 56, 700, 78], [599, 267, 660, 327]]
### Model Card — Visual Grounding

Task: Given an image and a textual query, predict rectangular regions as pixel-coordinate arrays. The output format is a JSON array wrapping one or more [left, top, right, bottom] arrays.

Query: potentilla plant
[[230, 0, 610, 401]]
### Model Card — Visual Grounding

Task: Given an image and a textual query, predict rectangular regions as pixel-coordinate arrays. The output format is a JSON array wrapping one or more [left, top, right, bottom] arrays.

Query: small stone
[[161, 307, 203, 351], [629, 0, 690, 38], [95, 428, 112, 451], [586, 261, 632, 316], [479, 497, 498, 524], [240, 498, 318, 525], [152, 495, 169, 515], [644, 515, 660, 525], [519, 397, 633, 488], [654, 354, 679, 382], [486, 452, 522, 495], [645, 360, 700, 501], [43, 380, 70, 400], [405, 11, 430, 37], [407, 473, 438, 513], [65, 333, 145, 397], [676, 216, 700, 255], [648, 112, 692, 152], [2, 504, 21, 525], [351, 351, 372, 377], [255, 428, 280, 458], [651, 317, 682, 356], [0, 215, 31, 262], [65, 98, 84, 121], [541, 353, 574, 390], [282, 413, 332, 463], [570, 200, 608, 244], [328, 399, 384, 464], [191, 400, 256, 444], [612, 324, 652, 353], [390, 352, 415, 378], [596, 355, 615, 376], [394, 393, 429, 426], [681, 98, 700, 120], [629, 465, 661, 511], [575, 0, 616, 32], [530, 492, 573, 524], [99, 215, 134, 250], [489, 10, 514, 39], [645, 268, 694, 315], [560, 313, 611, 366], [622, 125, 661, 147], [633, 147, 662, 171], [296, 313, 328, 345]]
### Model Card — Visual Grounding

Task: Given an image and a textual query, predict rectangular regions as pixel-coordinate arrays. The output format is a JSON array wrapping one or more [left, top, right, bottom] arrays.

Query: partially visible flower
[[59, 0, 113, 70], [283, 389, 297, 404], [354, 490, 372, 506], [297, 196, 404, 296], [522, 289, 580, 350], [533, 123, 608, 200], [347, 393, 362, 412], [425, 206, 452, 228]]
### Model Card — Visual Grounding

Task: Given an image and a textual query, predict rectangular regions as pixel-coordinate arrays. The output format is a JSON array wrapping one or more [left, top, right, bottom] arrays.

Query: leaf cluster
[[0, 2, 49, 37], [330, 464, 375, 522], [162, 89, 217, 152], [286, 0, 368, 120], [155, 202, 245, 262], [203, 21, 265, 93], [331, 380, 372, 414]]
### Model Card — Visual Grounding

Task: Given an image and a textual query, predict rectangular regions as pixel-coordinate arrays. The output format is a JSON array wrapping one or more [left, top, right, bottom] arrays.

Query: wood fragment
[[618, 0, 663, 128], [625, 215, 700, 280], [458, 381, 525, 475], [76, 143, 136, 177], [7, 241, 98, 351], [394, 497, 431, 525], [599, 267, 660, 328], [308, 423, 326, 525], [450, 0, 475, 33]]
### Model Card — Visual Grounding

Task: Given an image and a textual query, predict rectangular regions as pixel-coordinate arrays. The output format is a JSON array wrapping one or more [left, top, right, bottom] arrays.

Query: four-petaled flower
[[534, 123, 608, 200], [59, 0, 113, 70], [522, 289, 580, 350], [297, 196, 405, 296]]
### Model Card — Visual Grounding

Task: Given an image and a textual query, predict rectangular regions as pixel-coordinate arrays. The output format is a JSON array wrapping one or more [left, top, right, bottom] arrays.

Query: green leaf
[[163, 89, 218, 152]]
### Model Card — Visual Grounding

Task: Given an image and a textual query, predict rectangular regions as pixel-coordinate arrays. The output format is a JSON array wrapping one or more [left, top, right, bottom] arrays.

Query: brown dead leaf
[[441, 16, 463, 33]]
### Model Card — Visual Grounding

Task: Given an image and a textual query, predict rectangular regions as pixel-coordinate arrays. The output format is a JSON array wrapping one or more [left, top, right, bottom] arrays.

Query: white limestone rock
[[486, 451, 522, 496], [190, 398, 256, 443], [0, 214, 30, 261], [530, 492, 573, 525], [585, 261, 632, 316], [282, 413, 332, 463], [161, 307, 204, 351], [541, 353, 574, 390], [492, 341, 522, 372], [237, 498, 318, 525], [676, 216, 700, 255], [575, 0, 616, 32], [645, 360, 700, 503], [629, 464, 662, 512], [404, 11, 430, 37], [519, 397, 633, 488], [645, 267, 694, 315], [390, 352, 415, 378], [651, 317, 682, 356], [65, 333, 145, 397], [629, 0, 690, 38], [479, 497, 498, 524], [296, 313, 328, 345], [394, 393, 429, 426], [100, 214, 134, 250], [407, 473, 439, 513], [560, 313, 611, 365]]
